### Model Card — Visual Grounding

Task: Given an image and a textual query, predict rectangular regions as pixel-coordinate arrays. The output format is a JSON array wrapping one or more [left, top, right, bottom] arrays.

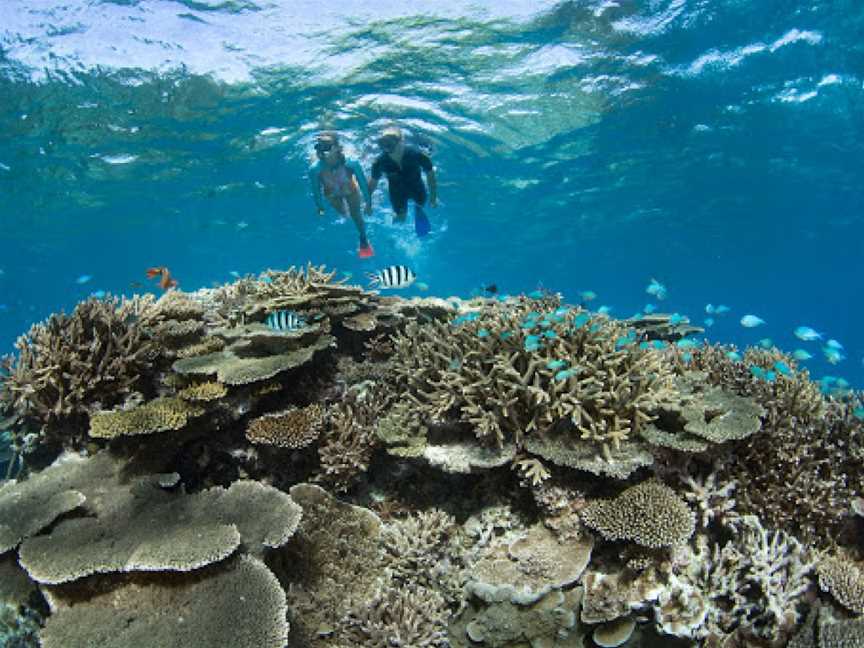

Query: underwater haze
[[1, 0, 862, 388]]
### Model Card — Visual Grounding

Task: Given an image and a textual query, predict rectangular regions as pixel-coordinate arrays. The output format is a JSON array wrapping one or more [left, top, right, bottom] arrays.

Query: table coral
[[246, 404, 323, 448], [581, 480, 695, 549], [39, 556, 288, 648]]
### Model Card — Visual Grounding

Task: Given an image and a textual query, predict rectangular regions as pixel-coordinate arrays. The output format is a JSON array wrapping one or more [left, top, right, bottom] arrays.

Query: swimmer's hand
[[316, 207, 325, 217], [429, 194, 438, 208]]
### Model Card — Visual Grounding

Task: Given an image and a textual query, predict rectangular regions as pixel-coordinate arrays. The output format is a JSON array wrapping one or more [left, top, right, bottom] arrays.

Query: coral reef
[[0, 266, 860, 648]]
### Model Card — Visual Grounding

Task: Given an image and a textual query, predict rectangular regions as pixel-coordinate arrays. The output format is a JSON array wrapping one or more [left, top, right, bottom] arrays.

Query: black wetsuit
[[371, 146, 433, 214]]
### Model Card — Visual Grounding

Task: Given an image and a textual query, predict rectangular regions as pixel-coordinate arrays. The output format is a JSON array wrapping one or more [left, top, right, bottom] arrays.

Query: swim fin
[[414, 205, 431, 237], [358, 244, 375, 259]]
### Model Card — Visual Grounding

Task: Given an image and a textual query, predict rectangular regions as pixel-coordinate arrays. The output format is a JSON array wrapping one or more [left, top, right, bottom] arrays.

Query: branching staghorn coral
[[388, 298, 676, 462], [654, 515, 813, 643], [316, 385, 387, 492], [0, 297, 157, 448], [337, 581, 450, 648]]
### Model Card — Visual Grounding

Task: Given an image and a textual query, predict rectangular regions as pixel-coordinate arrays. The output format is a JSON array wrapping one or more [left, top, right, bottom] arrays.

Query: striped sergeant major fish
[[266, 310, 305, 331], [367, 265, 416, 289]]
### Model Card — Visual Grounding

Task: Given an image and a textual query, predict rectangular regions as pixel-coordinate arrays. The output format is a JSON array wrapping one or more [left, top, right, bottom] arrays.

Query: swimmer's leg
[[346, 190, 371, 253], [388, 183, 409, 223], [325, 194, 348, 216], [412, 187, 431, 237]]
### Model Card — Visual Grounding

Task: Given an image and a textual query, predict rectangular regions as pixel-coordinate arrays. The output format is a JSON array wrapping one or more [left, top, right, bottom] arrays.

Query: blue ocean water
[[0, 1, 862, 388]]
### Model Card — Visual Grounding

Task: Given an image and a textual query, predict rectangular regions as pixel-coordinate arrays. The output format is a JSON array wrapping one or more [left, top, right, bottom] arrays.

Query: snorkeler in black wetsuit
[[368, 126, 438, 236]]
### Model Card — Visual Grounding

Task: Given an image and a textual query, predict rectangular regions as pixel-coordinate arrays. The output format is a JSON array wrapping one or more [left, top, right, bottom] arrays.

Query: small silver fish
[[266, 310, 305, 331], [367, 265, 416, 289]]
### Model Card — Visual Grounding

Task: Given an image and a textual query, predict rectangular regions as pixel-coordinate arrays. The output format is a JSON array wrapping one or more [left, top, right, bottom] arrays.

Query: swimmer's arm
[[368, 158, 382, 196], [348, 159, 372, 204], [309, 163, 324, 213], [426, 166, 438, 206]]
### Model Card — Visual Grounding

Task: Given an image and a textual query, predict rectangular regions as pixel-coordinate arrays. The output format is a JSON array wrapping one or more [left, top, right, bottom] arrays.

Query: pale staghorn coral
[[680, 468, 741, 531], [382, 509, 459, 584], [337, 581, 450, 648], [653, 515, 813, 643], [581, 480, 696, 549], [387, 298, 676, 472], [246, 404, 324, 448], [0, 297, 157, 448]]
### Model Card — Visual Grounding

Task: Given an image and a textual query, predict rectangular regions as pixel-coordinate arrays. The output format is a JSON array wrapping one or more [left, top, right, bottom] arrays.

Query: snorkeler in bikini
[[368, 126, 438, 237], [309, 132, 374, 258]]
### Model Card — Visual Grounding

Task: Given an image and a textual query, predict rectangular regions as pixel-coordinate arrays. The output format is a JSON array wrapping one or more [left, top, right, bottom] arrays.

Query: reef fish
[[823, 346, 846, 365], [646, 278, 667, 300], [146, 266, 177, 291], [794, 326, 822, 341], [266, 310, 305, 331], [75, 274, 93, 284], [792, 349, 813, 361], [740, 315, 765, 328], [367, 265, 416, 289]]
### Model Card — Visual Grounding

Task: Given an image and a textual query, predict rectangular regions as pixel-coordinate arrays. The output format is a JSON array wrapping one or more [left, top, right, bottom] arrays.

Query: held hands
[[429, 194, 438, 208]]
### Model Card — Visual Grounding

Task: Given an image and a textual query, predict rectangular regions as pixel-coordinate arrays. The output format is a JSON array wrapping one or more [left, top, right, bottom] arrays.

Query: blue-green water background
[[1, 1, 862, 387]]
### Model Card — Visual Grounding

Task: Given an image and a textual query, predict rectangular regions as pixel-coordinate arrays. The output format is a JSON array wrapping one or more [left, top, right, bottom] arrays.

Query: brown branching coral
[[316, 386, 387, 492], [388, 298, 676, 464], [690, 351, 862, 547], [0, 297, 157, 448]]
